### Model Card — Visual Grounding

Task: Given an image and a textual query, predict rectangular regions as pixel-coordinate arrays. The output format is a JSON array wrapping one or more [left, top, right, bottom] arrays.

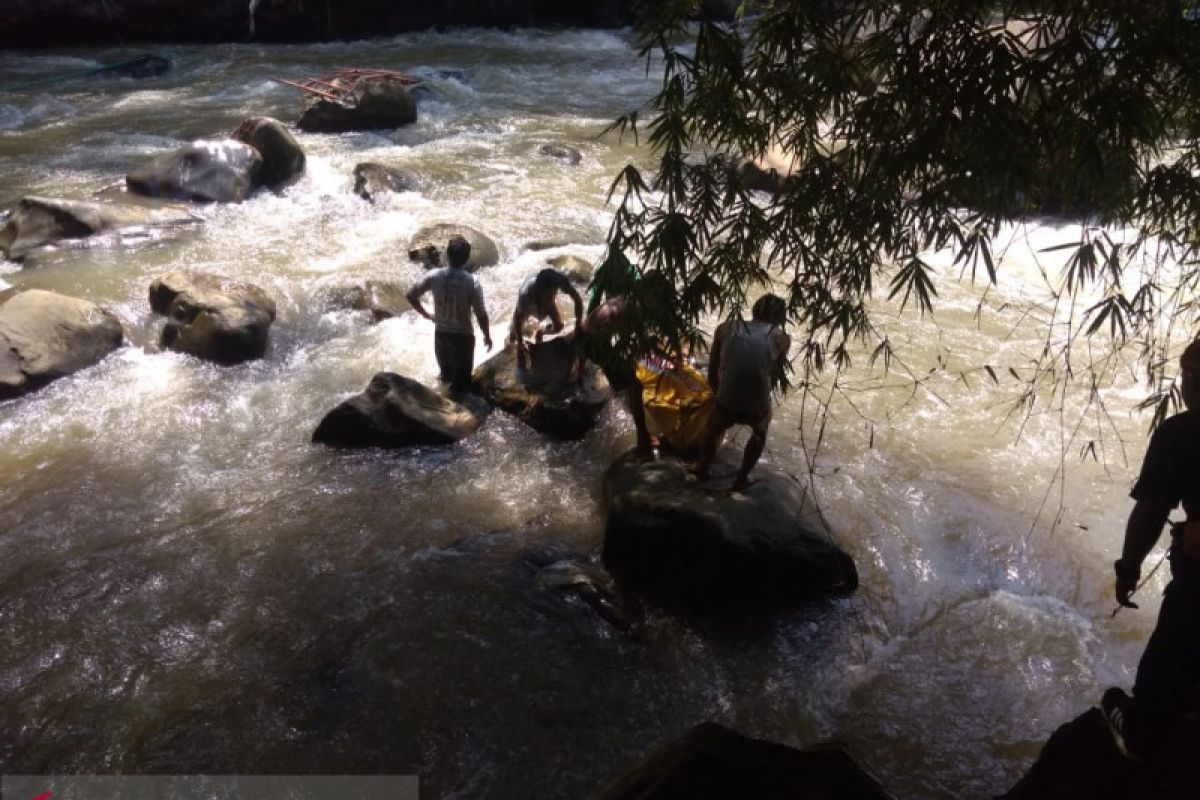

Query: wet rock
[[523, 240, 571, 252], [352, 162, 417, 202], [472, 337, 611, 440], [0, 195, 197, 261], [149, 271, 276, 365], [313, 372, 480, 448], [534, 559, 638, 633], [408, 223, 500, 272], [319, 280, 410, 321], [1000, 705, 1200, 800], [547, 254, 593, 284], [597, 722, 895, 800], [602, 452, 858, 614], [296, 77, 417, 133], [537, 143, 582, 165], [230, 116, 305, 189], [0, 287, 123, 399], [99, 53, 171, 79], [127, 140, 263, 203]]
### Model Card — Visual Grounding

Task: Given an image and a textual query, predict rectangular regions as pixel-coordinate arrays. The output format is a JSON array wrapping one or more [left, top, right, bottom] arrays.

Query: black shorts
[[434, 330, 475, 394], [576, 329, 635, 392]]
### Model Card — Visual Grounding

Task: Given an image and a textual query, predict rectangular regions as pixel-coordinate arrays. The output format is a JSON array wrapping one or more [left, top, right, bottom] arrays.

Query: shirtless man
[[508, 267, 584, 370]]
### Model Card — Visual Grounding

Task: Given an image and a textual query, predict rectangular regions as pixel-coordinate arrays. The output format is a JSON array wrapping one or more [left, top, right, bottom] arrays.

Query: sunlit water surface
[[0, 30, 1173, 799]]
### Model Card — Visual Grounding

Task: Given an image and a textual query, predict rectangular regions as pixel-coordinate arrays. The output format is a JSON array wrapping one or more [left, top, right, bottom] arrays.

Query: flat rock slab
[[1001, 705, 1200, 800], [598, 722, 895, 800], [408, 223, 499, 272], [149, 271, 276, 365], [602, 452, 857, 613], [127, 140, 263, 203], [472, 338, 611, 440], [313, 372, 480, 448], [0, 287, 123, 399], [0, 195, 197, 261]]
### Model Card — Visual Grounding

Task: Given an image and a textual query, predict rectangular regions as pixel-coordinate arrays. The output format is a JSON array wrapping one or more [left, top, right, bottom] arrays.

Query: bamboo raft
[[272, 67, 421, 105]]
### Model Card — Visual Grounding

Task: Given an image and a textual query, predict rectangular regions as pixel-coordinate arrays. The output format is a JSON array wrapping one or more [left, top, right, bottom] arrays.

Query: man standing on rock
[[508, 267, 584, 371], [406, 235, 492, 398], [1102, 338, 1200, 760], [691, 294, 790, 492]]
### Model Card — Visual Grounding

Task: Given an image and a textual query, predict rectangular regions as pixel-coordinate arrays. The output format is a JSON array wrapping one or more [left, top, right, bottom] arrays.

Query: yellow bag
[[637, 361, 713, 456]]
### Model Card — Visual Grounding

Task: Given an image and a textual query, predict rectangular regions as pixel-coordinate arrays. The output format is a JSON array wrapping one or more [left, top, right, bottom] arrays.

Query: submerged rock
[[1001, 705, 1200, 800], [536, 143, 582, 165], [149, 271, 276, 365], [472, 337, 611, 440], [408, 223, 499, 272], [319, 280, 410, 321], [313, 372, 480, 448], [0, 287, 123, 399], [230, 116, 306, 189], [534, 559, 638, 633], [352, 162, 417, 202], [296, 77, 417, 133], [0, 195, 197, 261], [602, 452, 858, 613], [127, 140, 263, 203], [597, 722, 895, 800]]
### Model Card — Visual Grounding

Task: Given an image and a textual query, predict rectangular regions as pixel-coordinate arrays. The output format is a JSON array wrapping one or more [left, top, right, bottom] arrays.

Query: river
[[0, 28, 1171, 799]]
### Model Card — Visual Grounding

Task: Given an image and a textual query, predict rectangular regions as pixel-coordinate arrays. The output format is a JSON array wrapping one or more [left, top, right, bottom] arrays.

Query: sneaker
[[1101, 687, 1145, 762]]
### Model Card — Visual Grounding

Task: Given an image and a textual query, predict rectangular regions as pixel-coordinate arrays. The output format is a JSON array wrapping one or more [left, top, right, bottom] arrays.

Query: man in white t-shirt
[[406, 236, 492, 397]]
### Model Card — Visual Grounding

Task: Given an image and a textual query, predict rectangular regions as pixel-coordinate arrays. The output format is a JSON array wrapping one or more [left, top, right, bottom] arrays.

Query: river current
[[0, 29, 1173, 799]]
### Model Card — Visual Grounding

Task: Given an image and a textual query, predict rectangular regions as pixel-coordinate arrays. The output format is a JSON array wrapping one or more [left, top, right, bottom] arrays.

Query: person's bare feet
[[729, 475, 757, 493]]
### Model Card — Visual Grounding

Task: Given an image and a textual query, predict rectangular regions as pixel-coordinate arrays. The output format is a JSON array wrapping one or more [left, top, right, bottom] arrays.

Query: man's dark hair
[[534, 267, 566, 292], [446, 236, 471, 268], [751, 293, 786, 326]]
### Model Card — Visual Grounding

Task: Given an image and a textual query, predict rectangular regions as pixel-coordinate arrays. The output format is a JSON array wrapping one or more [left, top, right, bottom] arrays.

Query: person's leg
[[626, 378, 653, 459], [692, 403, 731, 480], [1130, 578, 1200, 751], [732, 412, 771, 491], [454, 334, 476, 396], [433, 331, 452, 384]]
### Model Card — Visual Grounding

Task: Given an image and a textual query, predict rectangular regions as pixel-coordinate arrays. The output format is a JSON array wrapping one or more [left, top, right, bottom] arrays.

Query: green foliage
[[600, 0, 1200, 427]]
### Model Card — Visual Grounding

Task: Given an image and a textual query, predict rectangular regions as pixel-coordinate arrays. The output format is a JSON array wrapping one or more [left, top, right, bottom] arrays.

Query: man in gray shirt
[[406, 236, 492, 397]]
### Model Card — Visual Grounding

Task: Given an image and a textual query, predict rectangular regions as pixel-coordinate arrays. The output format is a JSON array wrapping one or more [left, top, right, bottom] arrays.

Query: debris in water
[[272, 67, 422, 106]]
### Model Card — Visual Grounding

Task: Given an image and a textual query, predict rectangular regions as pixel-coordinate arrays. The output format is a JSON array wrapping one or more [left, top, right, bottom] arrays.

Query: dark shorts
[[714, 400, 771, 430], [576, 329, 635, 392], [434, 330, 475, 395]]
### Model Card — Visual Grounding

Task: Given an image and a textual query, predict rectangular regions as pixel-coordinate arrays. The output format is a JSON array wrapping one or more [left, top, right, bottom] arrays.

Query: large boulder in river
[[1000, 702, 1200, 800], [313, 372, 480, 448], [353, 162, 418, 202], [472, 337, 611, 440], [0, 195, 197, 261], [230, 116, 305, 189], [319, 280, 409, 321], [602, 452, 858, 613], [597, 722, 895, 800], [547, 254, 593, 284], [296, 77, 417, 133], [0, 287, 123, 399], [149, 271, 276, 365], [127, 140, 263, 203], [408, 223, 499, 272]]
